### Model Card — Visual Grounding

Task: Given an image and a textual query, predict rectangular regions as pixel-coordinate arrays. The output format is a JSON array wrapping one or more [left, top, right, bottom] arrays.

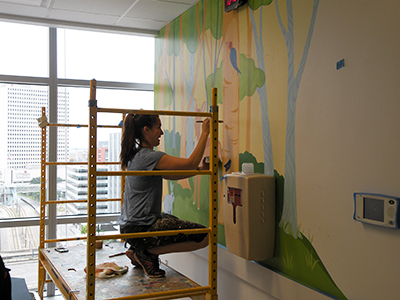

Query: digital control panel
[[354, 193, 399, 229], [225, 0, 247, 12]]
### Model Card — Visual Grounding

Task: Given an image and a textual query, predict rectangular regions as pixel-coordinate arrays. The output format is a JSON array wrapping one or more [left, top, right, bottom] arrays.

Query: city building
[[0, 84, 69, 183], [65, 165, 108, 214], [107, 132, 122, 213], [97, 141, 108, 162]]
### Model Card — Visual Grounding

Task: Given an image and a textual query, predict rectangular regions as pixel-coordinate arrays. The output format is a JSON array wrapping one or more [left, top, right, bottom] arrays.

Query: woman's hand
[[201, 118, 210, 136], [156, 118, 211, 173], [198, 157, 210, 170]]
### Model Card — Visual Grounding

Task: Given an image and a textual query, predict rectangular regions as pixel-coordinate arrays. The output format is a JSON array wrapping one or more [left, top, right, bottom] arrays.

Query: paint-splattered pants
[[120, 213, 207, 251]]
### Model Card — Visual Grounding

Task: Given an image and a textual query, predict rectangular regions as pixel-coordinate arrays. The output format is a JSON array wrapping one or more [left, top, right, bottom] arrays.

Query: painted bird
[[224, 159, 231, 172], [228, 42, 241, 75]]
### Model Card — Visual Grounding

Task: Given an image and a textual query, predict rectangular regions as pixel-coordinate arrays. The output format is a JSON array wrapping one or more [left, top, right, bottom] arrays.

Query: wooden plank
[[40, 242, 207, 300]]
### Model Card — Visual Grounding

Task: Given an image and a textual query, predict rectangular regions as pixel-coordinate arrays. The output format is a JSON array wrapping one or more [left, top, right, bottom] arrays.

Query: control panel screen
[[363, 197, 384, 222], [354, 193, 399, 229]]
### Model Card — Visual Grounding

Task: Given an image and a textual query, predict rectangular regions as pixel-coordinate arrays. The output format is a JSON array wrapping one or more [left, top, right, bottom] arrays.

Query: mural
[[155, 0, 346, 299]]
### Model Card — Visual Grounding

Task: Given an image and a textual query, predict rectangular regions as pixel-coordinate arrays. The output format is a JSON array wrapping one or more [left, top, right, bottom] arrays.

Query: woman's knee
[[198, 234, 209, 249]]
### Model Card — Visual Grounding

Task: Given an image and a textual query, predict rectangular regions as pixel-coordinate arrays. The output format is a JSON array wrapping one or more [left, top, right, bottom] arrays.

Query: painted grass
[[170, 150, 347, 299], [259, 226, 347, 300]]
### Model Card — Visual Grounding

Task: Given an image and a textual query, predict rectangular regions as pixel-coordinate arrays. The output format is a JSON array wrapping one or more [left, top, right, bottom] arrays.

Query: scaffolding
[[37, 79, 219, 300]]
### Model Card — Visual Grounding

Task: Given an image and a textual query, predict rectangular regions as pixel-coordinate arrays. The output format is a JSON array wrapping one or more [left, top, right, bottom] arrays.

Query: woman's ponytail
[[120, 114, 139, 170], [120, 113, 159, 170]]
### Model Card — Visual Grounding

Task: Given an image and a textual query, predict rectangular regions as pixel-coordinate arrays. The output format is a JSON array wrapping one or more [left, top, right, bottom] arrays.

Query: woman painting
[[119, 113, 210, 278]]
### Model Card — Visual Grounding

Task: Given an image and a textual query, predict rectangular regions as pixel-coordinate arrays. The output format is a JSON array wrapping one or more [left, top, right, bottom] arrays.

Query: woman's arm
[[156, 118, 210, 179], [162, 157, 208, 180]]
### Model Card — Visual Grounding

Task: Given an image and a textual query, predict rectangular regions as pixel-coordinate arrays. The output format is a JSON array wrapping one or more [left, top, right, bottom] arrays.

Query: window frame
[[0, 27, 153, 241]]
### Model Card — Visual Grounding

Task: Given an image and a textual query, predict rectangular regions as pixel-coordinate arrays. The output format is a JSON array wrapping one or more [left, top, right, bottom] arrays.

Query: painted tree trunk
[[222, 10, 240, 173], [249, 7, 274, 176], [276, 0, 320, 238]]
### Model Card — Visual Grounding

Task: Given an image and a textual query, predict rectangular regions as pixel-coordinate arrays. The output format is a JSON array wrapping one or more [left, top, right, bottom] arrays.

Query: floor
[[8, 259, 192, 300], [31, 291, 64, 300], [31, 292, 192, 300]]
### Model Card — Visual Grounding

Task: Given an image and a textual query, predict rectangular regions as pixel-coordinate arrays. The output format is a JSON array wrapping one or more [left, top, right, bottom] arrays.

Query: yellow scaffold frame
[[38, 79, 219, 300]]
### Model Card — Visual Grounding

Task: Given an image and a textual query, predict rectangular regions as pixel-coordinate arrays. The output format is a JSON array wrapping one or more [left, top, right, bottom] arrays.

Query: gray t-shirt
[[118, 147, 165, 227]]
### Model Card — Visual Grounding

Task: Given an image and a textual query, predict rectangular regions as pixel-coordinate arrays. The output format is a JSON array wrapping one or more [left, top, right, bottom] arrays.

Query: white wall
[[162, 247, 335, 300], [296, 1, 400, 300], [164, 1, 400, 300]]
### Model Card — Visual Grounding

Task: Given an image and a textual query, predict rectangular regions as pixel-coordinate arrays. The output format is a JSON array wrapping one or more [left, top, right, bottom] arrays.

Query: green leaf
[[248, 0, 273, 10], [164, 129, 181, 156], [155, 27, 166, 63], [205, 0, 223, 40], [163, 80, 174, 108], [238, 54, 266, 100], [182, 5, 199, 53], [167, 18, 181, 57], [206, 60, 224, 105]]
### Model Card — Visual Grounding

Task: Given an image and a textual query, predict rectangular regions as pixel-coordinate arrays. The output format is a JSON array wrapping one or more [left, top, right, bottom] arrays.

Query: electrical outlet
[[336, 59, 345, 70]]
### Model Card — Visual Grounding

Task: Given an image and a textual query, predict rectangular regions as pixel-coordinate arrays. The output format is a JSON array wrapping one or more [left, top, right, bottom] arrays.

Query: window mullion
[[46, 26, 58, 297]]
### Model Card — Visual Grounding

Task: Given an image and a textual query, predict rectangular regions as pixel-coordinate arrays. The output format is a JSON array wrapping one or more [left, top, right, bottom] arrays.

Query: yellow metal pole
[[38, 107, 47, 299], [208, 87, 219, 300], [44, 198, 120, 205], [93, 228, 210, 240], [121, 113, 126, 211], [112, 286, 210, 300], [86, 79, 97, 300], [97, 170, 210, 177], [43, 228, 210, 244], [45, 161, 120, 165], [47, 123, 120, 129], [97, 107, 211, 117]]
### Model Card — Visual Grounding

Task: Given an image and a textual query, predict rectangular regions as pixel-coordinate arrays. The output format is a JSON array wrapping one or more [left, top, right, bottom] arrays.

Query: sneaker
[[134, 250, 166, 278], [125, 250, 142, 268]]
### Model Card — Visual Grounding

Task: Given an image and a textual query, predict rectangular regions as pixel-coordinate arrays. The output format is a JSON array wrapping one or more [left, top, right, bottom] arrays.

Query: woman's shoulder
[[140, 147, 165, 155], [140, 147, 154, 154], [134, 147, 165, 162], [129, 147, 165, 170]]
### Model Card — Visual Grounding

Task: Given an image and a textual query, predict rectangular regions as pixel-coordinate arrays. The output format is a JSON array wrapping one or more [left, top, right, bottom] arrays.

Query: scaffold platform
[[39, 242, 206, 300]]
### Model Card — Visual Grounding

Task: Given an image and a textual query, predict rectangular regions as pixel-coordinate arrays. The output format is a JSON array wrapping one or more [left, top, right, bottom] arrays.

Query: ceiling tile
[[1, 0, 41, 5], [117, 17, 166, 31], [0, 2, 48, 18], [158, 0, 198, 4], [48, 9, 119, 26], [125, 0, 191, 22], [51, 0, 134, 16], [0, 0, 199, 32]]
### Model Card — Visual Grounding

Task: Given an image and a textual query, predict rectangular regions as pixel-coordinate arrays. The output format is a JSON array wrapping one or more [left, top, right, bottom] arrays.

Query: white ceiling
[[0, 0, 199, 36]]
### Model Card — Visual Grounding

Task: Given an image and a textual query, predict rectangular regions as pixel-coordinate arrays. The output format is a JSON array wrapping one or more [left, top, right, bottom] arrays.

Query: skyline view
[[0, 22, 155, 282]]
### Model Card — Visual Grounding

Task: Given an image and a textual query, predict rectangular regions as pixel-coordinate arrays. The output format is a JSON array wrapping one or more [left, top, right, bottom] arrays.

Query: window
[[0, 22, 48, 77], [0, 22, 155, 291], [58, 29, 154, 83]]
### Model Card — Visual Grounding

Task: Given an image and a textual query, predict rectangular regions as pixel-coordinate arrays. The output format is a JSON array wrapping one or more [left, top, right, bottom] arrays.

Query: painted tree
[[248, 0, 274, 176], [222, 4, 240, 172], [203, 0, 224, 107], [181, 4, 200, 156], [154, 27, 171, 111], [276, 0, 320, 237], [165, 17, 181, 149], [238, 54, 267, 151]]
